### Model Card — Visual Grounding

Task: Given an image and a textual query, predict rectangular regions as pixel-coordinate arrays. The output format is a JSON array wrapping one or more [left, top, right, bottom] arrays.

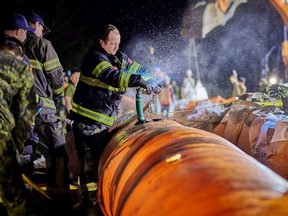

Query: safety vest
[[159, 86, 172, 105]]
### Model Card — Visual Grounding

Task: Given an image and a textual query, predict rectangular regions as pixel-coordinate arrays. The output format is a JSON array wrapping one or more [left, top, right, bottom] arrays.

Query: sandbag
[[174, 98, 230, 132], [248, 106, 288, 179], [249, 117, 276, 165], [267, 120, 288, 179], [213, 100, 259, 155]]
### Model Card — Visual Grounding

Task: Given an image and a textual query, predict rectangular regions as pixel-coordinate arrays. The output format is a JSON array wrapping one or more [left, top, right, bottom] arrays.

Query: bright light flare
[[269, 77, 277, 85]]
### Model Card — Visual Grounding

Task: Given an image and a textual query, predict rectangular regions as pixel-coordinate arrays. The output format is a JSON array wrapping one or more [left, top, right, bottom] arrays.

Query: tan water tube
[[98, 119, 288, 216]]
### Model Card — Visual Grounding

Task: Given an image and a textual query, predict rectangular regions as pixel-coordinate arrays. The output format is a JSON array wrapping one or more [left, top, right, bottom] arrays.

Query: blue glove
[[29, 131, 39, 144], [36, 98, 43, 115], [121, 67, 160, 94], [36, 107, 42, 116]]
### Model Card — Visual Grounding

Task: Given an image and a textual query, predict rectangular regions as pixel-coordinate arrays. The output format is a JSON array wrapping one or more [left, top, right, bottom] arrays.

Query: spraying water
[[122, 0, 283, 100]]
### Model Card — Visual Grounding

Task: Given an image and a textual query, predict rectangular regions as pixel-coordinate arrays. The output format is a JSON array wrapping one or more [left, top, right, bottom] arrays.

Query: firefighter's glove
[[153, 84, 161, 94], [139, 79, 153, 95], [78, 123, 107, 136]]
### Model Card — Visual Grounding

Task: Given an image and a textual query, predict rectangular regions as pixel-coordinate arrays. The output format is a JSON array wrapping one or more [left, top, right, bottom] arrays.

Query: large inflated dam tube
[[98, 119, 288, 216]]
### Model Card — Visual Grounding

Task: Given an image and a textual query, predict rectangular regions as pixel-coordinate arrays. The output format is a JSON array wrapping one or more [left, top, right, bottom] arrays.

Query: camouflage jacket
[[0, 51, 37, 151]]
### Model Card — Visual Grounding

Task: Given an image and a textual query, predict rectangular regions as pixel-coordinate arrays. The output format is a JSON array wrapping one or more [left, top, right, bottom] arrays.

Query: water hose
[[136, 88, 145, 123]]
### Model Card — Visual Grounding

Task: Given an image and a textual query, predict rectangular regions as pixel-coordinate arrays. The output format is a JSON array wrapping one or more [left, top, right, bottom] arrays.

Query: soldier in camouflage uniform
[[0, 37, 37, 215]]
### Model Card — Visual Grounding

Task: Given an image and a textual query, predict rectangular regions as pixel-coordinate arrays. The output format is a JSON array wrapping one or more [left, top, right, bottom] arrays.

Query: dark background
[[1, 0, 284, 98]]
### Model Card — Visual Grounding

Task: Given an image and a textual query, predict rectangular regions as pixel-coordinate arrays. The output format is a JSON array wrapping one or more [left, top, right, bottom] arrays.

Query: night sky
[[2, 0, 285, 98]]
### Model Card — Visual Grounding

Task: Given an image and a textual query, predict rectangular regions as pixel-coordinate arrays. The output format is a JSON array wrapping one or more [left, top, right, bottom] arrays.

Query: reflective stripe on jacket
[[70, 44, 147, 126], [25, 32, 64, 115], [71, 102, 116, 126]]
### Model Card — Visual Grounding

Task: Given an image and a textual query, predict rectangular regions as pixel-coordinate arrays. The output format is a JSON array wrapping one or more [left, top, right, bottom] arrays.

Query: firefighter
[[70, 24, 161, 214], [0, 37, 38, 215], [24, 13, 71, 210]]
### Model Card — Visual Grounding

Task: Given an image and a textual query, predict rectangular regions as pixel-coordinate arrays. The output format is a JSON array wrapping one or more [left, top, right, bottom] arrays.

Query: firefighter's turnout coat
[[25, 32, 64, 117], [71, 44, 149, 127]]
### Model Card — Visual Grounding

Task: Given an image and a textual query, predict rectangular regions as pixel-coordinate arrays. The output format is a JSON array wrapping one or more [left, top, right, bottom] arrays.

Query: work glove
[[153, 84, 162, 94], [139, 79, 153, 95]]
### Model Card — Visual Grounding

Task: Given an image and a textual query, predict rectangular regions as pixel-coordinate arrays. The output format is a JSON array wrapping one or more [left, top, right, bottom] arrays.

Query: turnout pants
[[73, 121, 109, 215], [34, 114, 70, 197]]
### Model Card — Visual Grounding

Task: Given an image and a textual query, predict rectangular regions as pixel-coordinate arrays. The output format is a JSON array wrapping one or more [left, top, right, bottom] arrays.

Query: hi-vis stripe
[[86, 60, 143, 90], [80, 74, 126, 92], [127, 61, 152, 81], [30, 58, 64, 94], [119, 72, 131, 88], [92, 61, 111, 78], [44, 58, 61, 71], [54, 86, 64, 95], [30, 59, 43, 70], [29, 58, 61, 72], [127, 61, 141, 73], [39, 96, 56, 110], [72, 102, 116, 126], [82, 182, 97, 192], [255, 101, 282, 107]]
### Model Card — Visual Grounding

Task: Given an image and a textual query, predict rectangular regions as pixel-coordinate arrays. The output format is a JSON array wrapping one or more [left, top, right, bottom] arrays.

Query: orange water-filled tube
[[98, 118, 288, 216]]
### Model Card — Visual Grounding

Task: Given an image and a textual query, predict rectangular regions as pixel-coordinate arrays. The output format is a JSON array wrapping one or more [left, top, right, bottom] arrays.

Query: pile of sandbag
[[249, 109, 288, 179], [213, 100, 261, 156], [174, 96, 234, 132], [213, 96, 288, 179], [119, 91, 288, 180]]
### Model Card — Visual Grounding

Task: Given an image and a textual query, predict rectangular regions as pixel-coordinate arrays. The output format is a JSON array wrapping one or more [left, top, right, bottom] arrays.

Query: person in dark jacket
[[70, 24, 160, 214], [0, 37, 37, 215], [2, 13, 35, 66], [25, 12, 71, 210]]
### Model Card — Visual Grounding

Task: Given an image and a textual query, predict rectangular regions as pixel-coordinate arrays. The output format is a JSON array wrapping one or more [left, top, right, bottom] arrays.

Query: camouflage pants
[[0, 120, 30, 215]]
